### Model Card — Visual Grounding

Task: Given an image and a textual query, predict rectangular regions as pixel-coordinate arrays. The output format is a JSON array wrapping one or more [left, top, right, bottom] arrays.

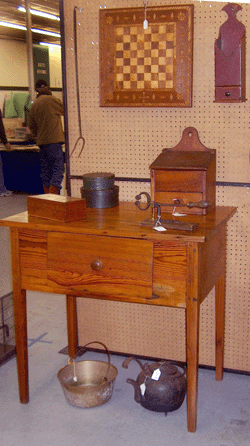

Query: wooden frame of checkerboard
[[100, 5, 194, 107]]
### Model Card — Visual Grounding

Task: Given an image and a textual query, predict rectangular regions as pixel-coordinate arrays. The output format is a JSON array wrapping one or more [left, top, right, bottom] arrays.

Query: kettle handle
[[68, 341, 111, 381], [159, 361, 187, 377], [122, 356, 148, 374]]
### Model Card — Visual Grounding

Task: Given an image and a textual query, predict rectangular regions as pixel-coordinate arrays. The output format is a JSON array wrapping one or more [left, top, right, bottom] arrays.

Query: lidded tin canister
[[81, 172, 119, 209], [82, 172, 115, 191]]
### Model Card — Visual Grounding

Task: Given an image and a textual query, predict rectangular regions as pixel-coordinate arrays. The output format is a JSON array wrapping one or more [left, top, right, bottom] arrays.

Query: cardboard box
[[27, 194, 87, 223]]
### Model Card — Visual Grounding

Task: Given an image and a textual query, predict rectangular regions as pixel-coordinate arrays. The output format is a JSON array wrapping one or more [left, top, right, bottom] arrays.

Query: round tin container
[[80, 185, 119, 208], [82, 172, 115, 191]]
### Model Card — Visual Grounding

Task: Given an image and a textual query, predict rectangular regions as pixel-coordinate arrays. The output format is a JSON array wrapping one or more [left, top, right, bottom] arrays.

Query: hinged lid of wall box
[[149, 127, 216, 215], [150, 150, 215, 171]]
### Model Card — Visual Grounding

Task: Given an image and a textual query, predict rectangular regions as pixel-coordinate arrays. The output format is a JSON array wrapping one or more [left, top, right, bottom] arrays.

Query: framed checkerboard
[[100, 5, 193, 107]]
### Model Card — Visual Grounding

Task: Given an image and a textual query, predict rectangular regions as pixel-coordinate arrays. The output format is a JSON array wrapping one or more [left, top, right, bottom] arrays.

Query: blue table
[[1, 146, 43, 194]]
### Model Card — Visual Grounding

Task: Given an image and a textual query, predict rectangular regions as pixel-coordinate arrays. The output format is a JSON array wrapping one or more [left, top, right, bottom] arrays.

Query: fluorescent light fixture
[[0, 21, 26, 30], [39, 42, 61, 48], [0, 21, 60, 38], [17, 6, 60, 21], [31, 28, 60, 38]]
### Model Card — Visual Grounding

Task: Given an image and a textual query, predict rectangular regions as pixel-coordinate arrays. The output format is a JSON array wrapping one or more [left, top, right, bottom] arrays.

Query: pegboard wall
[[62, 0, 250, 371]]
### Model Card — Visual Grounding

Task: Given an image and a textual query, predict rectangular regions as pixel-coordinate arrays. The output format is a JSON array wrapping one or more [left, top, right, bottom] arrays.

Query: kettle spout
[[126, 378, 142, 403]]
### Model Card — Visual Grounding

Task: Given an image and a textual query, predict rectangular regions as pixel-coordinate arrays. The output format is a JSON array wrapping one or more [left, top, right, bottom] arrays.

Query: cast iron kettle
[[122, 357, 187, 415]]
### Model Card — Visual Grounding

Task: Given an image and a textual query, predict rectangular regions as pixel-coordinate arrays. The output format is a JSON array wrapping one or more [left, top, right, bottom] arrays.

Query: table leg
[[66, 295, 78, 358], [186, 242, 200, 433], [215, 273, 225, 381], [10, 228, 29, 404]]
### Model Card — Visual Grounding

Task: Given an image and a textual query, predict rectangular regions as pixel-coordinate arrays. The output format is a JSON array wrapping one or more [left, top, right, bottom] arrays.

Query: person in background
[[28, 79, 65, 195], [0, 109, 12, 197]]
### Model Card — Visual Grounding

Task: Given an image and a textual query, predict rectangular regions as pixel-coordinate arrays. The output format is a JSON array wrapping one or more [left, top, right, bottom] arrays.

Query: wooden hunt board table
[[0, 202, 236, 432]]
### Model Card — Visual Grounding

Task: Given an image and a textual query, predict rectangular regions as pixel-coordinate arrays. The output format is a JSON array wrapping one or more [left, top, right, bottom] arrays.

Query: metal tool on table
[[135, 192, 210, 231]]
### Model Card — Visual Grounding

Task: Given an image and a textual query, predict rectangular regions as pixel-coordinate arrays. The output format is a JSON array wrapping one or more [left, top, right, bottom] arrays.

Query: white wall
[[0, 39, 62, 88], [0, 40, 28, 86], [48, 46, 62, 88], [0, 39, 62, 113]]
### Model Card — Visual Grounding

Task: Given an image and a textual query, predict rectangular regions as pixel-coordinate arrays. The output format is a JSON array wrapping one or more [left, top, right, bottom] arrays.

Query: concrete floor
[[0, 194, 249, 446]]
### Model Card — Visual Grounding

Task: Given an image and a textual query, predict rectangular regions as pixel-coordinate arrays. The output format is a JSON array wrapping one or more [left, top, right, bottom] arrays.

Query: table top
[[0, 201, 237, 244], [0, 143, 39, 152]]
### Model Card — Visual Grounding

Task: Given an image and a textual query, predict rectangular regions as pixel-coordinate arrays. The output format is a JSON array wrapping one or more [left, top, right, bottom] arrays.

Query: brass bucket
[[57, 342, 118, 408]]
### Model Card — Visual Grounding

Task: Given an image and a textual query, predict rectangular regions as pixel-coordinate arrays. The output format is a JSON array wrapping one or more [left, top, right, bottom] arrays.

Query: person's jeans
[[39, 143, 64, 191], [0, 154, 7, 194]]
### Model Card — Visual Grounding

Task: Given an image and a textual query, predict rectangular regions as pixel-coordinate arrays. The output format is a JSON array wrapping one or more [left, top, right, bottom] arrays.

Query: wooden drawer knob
[[91, 259, 103, 271]]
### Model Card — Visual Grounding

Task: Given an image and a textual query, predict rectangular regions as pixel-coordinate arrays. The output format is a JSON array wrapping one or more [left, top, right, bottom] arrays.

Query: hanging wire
[[143, 0, 148, 29]]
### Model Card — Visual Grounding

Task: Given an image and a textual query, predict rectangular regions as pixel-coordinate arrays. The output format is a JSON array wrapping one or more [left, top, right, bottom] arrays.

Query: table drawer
[[47, 233, 153, 300]]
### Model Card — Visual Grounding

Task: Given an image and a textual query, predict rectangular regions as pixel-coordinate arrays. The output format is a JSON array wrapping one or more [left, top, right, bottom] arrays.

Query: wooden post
[[10, 228, 29, 404], [186, 242, 200, 432], [66, 295, 78, 358], [215, 272, 226, 381]]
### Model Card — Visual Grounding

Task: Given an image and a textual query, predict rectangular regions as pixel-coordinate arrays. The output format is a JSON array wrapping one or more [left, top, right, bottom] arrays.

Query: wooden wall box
[[149, 127, 216, 215], [27, 194, 87, 223], [214, 3, 246, 103]]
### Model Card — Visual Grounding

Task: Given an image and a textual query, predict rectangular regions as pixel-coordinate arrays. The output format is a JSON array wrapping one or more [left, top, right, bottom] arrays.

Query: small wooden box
[[27, 194, 87, 223], [149, 127, 216, 215]]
